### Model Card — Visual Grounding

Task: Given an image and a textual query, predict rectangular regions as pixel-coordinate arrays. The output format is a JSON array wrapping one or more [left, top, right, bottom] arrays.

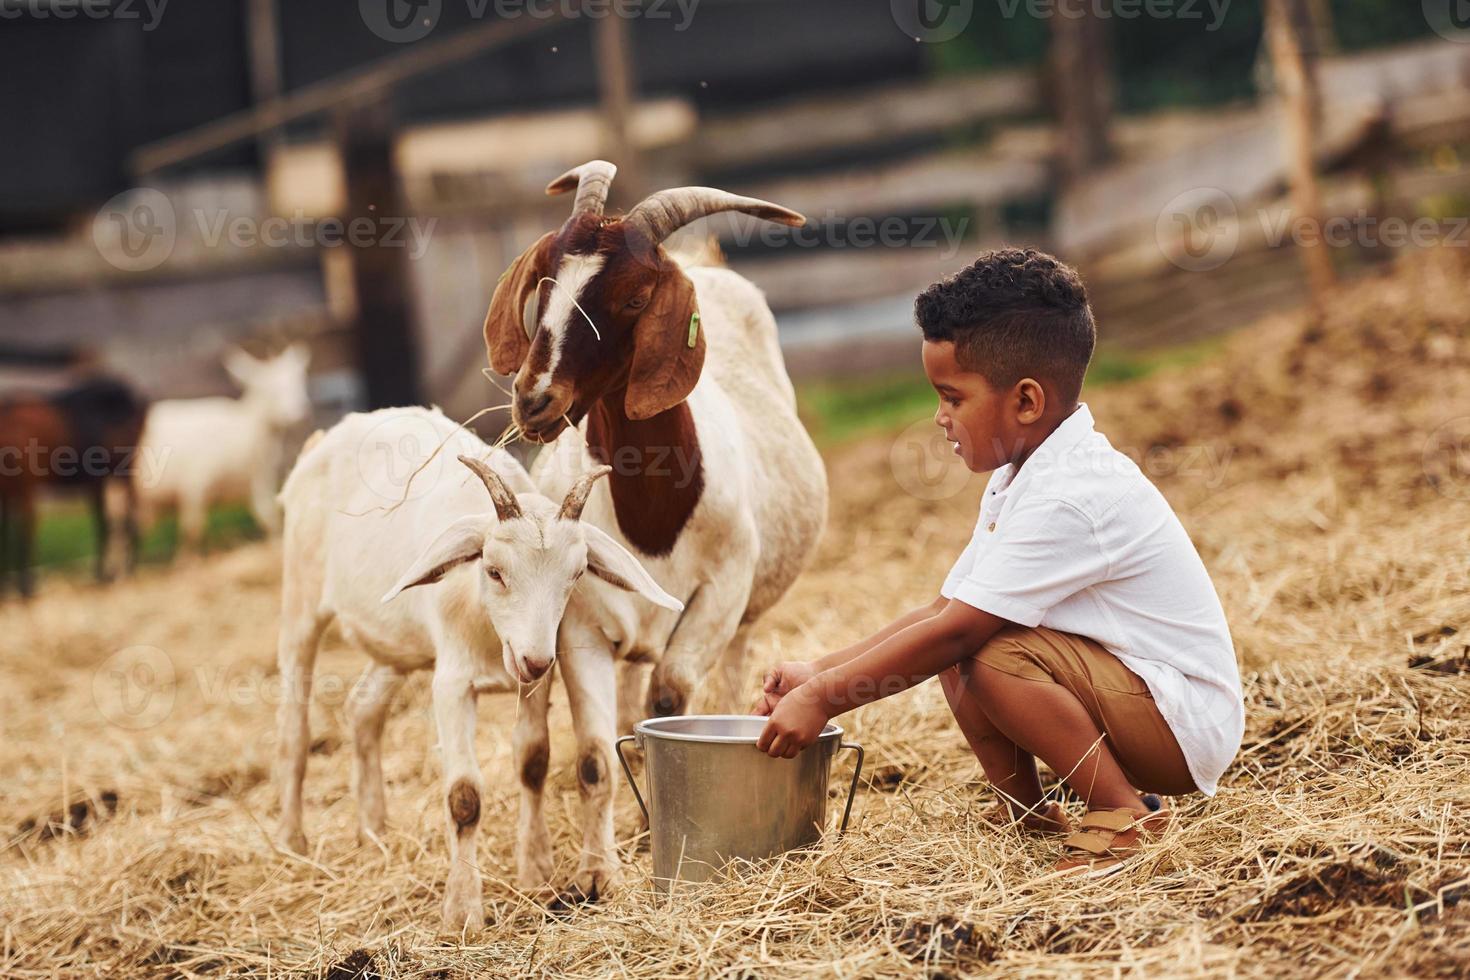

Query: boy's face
[[922, 339, 1015, 473]]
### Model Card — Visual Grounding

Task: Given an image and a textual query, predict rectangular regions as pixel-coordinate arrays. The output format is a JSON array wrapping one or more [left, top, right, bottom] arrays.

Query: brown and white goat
[[482, 161, 828, 900]]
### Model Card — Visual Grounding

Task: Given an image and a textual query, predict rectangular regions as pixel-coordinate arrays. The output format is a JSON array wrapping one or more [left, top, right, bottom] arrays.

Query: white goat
[[136, 344, 312, 551], [482, 162, 828, 902], [274, 406, 681, 930]]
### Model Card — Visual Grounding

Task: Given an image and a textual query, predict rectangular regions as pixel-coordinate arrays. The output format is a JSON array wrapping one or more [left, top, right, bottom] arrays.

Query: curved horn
[[547, 160, 618, 218], [624, 187, 805, 247], [458, 455, 522, 523], [558, 464, 612, 522]]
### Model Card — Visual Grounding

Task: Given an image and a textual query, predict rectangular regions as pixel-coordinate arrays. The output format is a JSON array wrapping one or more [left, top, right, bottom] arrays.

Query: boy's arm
[[756, 600, 1007, 757], [752, 595, 949, 714]]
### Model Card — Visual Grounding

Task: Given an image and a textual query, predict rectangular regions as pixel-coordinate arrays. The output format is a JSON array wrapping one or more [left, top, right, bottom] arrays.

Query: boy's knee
[[970, 627, 1049, 697]]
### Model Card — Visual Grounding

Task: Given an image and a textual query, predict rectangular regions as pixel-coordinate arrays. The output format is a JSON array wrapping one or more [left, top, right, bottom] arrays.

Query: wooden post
[[1050, 0, 1115, 183], [337, 97, 424, 409], [1265, 0, 1336, 315], [245, 0, 284, 172], [594, 14, 641, 202]]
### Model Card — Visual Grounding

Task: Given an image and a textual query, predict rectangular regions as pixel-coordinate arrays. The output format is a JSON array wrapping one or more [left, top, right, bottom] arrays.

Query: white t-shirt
[[940, 404, 1243, 795]]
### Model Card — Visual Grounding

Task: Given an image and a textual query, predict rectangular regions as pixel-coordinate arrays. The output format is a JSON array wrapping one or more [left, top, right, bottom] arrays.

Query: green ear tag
[[687, 311, 701, 348]]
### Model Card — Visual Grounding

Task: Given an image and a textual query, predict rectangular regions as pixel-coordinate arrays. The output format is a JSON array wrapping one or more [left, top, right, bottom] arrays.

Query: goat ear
[[283, 341, 311, 371], [381, 516, 488, 603], [484, 233, 553, 377], [582, 523, 684, 612], [625, 264, 704, 421], [223, 347, 261, 388]]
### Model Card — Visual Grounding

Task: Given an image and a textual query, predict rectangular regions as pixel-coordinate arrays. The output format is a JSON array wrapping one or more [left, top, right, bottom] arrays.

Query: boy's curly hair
[[915, 248, 1096, 404]]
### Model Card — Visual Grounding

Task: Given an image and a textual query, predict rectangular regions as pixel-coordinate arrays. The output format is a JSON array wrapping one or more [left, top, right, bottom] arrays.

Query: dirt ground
[[3, 248, 1469, 978]]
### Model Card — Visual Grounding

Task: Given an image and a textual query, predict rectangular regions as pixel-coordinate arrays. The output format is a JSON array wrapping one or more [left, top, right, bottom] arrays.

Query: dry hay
[[2, 247, 1470, 977]]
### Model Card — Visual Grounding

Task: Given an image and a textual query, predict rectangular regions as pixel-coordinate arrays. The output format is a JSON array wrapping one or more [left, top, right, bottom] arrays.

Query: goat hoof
[[440, 901, 485, 934], [276, 829, 308, 855], [547, 868, 617, 913]]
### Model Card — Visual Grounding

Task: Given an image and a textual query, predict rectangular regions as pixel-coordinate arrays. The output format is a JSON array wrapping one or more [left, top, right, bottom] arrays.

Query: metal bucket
[[615, 715, 864, 893]]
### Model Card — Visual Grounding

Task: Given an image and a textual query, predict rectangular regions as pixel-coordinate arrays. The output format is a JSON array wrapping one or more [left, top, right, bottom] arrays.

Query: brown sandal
[[1052, 807, 1169, 876]]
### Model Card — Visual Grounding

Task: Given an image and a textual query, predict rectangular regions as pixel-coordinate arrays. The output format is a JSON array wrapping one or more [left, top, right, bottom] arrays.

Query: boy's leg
[[950, 626, 1194, 816], [968, 659, 1148, 814], [940, 663, 1046, 814]]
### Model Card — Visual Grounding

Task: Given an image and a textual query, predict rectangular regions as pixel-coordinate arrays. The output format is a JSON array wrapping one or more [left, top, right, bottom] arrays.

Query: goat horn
[[624, 187, 805, 247], [558, 464, 612, 522], [458, 455, 522, 523], [547, 160, 618, 218]]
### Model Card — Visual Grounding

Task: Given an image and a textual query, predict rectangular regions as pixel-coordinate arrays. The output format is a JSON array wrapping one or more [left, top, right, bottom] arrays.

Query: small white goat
[[135, 344, 311, 551], [274, 406, 680, 930]]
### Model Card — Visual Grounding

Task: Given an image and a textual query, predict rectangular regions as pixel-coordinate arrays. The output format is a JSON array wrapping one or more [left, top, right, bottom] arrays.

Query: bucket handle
[[837, 741, 864, 835], [614, 735, 648, 823]]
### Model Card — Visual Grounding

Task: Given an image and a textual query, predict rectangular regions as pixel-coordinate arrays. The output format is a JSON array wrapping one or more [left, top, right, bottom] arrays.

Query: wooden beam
[[131, 11, 571, 177], [693, 70, 1039, 174]]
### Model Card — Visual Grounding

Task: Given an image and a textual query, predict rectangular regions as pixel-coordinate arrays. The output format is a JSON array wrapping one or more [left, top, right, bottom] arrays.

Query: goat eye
[[487, 567, 504, 584], [625, 295, 649, 311]]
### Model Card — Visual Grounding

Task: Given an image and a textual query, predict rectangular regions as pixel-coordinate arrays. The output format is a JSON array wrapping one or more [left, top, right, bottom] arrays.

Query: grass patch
[[31, 499, 263, 573]]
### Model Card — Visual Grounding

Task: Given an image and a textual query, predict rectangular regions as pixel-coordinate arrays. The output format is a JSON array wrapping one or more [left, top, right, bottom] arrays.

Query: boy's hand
[[756, 686, 830, 758], [751, 660, 817, 715]]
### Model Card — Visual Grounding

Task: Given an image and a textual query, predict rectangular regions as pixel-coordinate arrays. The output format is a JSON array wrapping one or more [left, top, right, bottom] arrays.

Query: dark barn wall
[[0, 0, 918, 229], [276, 0, 922, 125], [0, 2, 254, 230]]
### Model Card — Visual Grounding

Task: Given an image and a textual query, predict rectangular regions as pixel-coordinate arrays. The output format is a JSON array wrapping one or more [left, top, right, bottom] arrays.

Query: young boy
[[754, 248, 1243, 875]]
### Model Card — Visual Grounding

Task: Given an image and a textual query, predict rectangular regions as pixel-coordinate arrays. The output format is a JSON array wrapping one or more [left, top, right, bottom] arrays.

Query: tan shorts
[[976, 625, 1198, 796]]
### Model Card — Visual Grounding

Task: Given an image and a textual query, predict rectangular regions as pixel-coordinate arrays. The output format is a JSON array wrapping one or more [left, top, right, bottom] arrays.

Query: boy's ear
[[625, 263, 704, 421], [484, 233, 554, 377], [1015, 377, 1046, 423]]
